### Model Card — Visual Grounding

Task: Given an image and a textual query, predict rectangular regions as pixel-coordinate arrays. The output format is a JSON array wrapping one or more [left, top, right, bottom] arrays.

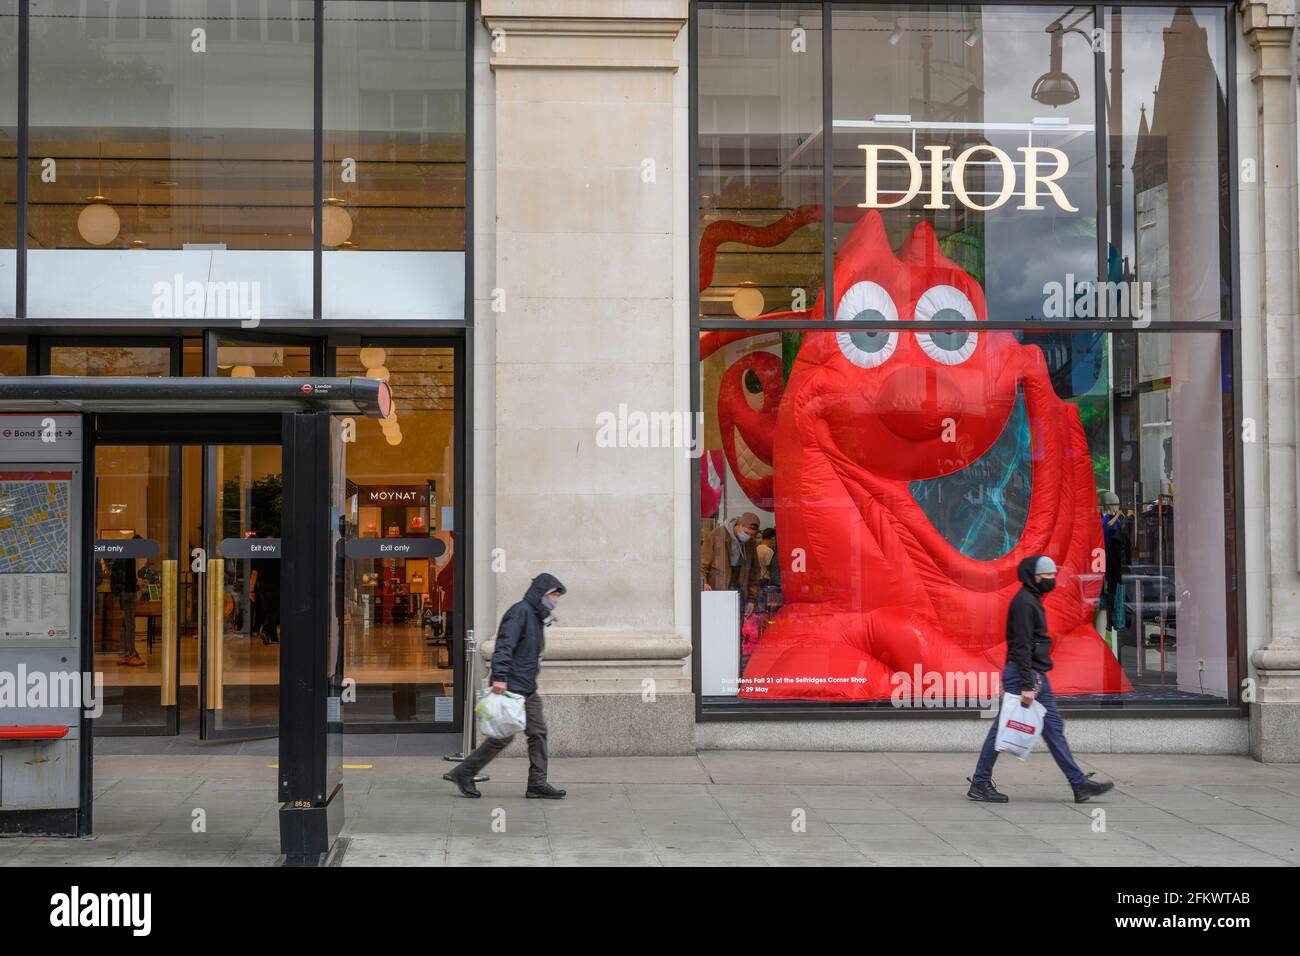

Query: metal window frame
[[325, 334, 468, 735], [5, 0, 473, 330], [0, 0, 477, 737], [690, 0, 1247, 722]]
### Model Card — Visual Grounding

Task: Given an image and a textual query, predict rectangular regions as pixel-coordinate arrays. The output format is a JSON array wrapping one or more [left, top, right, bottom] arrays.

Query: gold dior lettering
[[859, 144, 1078, 213]]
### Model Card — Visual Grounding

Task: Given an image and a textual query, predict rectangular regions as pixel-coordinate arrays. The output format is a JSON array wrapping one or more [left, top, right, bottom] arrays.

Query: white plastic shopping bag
[[994, 692, 1047, 760], [475, 690, 527, 739]]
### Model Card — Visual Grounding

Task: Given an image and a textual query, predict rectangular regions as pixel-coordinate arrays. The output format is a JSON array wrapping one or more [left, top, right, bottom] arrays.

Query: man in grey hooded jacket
[[444, 573, 567, 799]]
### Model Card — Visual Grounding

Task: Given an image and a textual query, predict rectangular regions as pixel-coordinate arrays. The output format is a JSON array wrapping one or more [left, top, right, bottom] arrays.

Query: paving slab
[[0, 751, 1294, 866], [698, 751, 918, 785]]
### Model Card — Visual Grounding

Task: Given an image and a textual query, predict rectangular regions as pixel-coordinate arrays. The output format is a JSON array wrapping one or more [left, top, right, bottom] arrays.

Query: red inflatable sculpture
[[717, 351, 782, 512], [700, 449, 724, 519], [702, 208, 1131, 700]]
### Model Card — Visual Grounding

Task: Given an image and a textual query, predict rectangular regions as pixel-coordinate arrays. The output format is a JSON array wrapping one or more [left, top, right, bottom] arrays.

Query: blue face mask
[[542, 595, 558, 610]]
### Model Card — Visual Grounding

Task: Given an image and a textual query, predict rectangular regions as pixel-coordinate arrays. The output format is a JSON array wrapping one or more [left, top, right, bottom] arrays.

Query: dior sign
[[859, 144, 1078, 213]]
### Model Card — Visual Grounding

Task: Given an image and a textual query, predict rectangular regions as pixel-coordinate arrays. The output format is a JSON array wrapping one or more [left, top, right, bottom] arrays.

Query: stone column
[[1240, 0, 1300, 761], [477, 0, 693, 755]]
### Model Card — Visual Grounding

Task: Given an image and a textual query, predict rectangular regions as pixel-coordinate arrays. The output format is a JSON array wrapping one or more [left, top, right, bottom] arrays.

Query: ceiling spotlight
[[889, 22, 904, 46], [965, 27, 981, 47]]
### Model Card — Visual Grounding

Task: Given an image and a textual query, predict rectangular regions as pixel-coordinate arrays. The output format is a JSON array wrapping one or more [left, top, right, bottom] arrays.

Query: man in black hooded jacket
[[444, 573, 567, 799], [966, 555, 1115, 804]]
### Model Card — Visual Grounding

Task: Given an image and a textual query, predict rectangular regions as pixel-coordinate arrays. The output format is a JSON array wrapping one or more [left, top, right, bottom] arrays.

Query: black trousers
[[459, 691, 549, 786]]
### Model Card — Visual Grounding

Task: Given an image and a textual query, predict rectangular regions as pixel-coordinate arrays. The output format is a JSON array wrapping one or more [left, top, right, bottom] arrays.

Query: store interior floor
[[95, 620, 455, 730]]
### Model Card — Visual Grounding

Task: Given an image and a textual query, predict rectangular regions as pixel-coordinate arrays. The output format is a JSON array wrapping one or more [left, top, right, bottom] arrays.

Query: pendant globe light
[[732, 283, 765, 319], [312, 146, 354, 247], [77, 143, 121, 246], [319, 200, 353, 247]]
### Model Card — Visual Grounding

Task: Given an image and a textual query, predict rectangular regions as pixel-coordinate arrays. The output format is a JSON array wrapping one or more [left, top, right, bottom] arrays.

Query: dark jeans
[[972, 665, 1087, 788], [459, 691, 549, 786], [118, 591, 138, 657]]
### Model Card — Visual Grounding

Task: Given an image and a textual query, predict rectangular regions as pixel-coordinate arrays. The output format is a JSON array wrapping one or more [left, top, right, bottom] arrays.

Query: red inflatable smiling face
[[718, 350, 782, 510], [797, 212, 1022, 482]]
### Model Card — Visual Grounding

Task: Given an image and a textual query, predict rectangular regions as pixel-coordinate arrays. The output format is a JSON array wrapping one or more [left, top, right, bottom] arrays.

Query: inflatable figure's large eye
[[835, 280, 898, 369], [914, 284, 979, 365]]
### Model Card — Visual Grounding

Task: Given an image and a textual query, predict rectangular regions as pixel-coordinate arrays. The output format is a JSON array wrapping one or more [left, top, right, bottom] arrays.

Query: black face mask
[[1038, 578, 1057, 594]]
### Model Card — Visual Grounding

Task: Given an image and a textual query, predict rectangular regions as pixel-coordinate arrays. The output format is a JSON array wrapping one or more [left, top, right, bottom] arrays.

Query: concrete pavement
[[1, 751, 1298, 866]]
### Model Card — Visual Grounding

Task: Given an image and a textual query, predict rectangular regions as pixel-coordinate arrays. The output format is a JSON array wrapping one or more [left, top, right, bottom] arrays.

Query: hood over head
[[1018, 555, 1050, 592], [524, 572, 566, 610]]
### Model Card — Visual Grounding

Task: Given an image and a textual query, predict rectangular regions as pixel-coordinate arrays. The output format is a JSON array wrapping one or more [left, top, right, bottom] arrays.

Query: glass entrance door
[[203, 442, 283, 739], [333, 344, 461, 729], [92, 444, 180, 734], [93, 434, 293, 740]]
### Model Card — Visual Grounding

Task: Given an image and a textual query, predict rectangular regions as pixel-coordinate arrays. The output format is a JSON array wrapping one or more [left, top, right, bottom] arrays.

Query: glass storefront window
[[1106, 7, 1230, 324], [699, 2, 824, 321], [215, 339, 313, 378], [323, 1, 467, 320], [831, 5, 1100, 321], [699, 326, 1233, 705], [27, 0, 315, 320], [48, 344, 171, 376], [334, 345, 456, 725], [0, 0, 469, 324], [0, 342, 24, 374], [695, 2, 1237, 712], [183, 337, 203, 375]]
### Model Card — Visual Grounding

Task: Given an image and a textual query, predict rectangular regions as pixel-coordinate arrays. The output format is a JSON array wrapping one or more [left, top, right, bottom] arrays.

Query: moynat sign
[[859, 143, 1078, 213], [360, 485, 428, 506]]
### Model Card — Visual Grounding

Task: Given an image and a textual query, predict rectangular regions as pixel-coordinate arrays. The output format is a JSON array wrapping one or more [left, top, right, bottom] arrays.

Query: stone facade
[[1239, 0, 1300, 762], [475, 1, 694, 755], [470, 0, 1300, 760]]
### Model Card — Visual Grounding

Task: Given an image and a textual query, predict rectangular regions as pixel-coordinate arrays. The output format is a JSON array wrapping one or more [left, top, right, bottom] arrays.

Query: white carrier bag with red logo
[[994, 693, 1048, 760]]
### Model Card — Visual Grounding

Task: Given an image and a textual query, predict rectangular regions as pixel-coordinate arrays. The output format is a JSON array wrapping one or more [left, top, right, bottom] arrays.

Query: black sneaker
[[1073, 779, 1114, 803], [965, 776, 1009, 803], [443, 769, 481, 798], [526, 783, 567, 800]]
